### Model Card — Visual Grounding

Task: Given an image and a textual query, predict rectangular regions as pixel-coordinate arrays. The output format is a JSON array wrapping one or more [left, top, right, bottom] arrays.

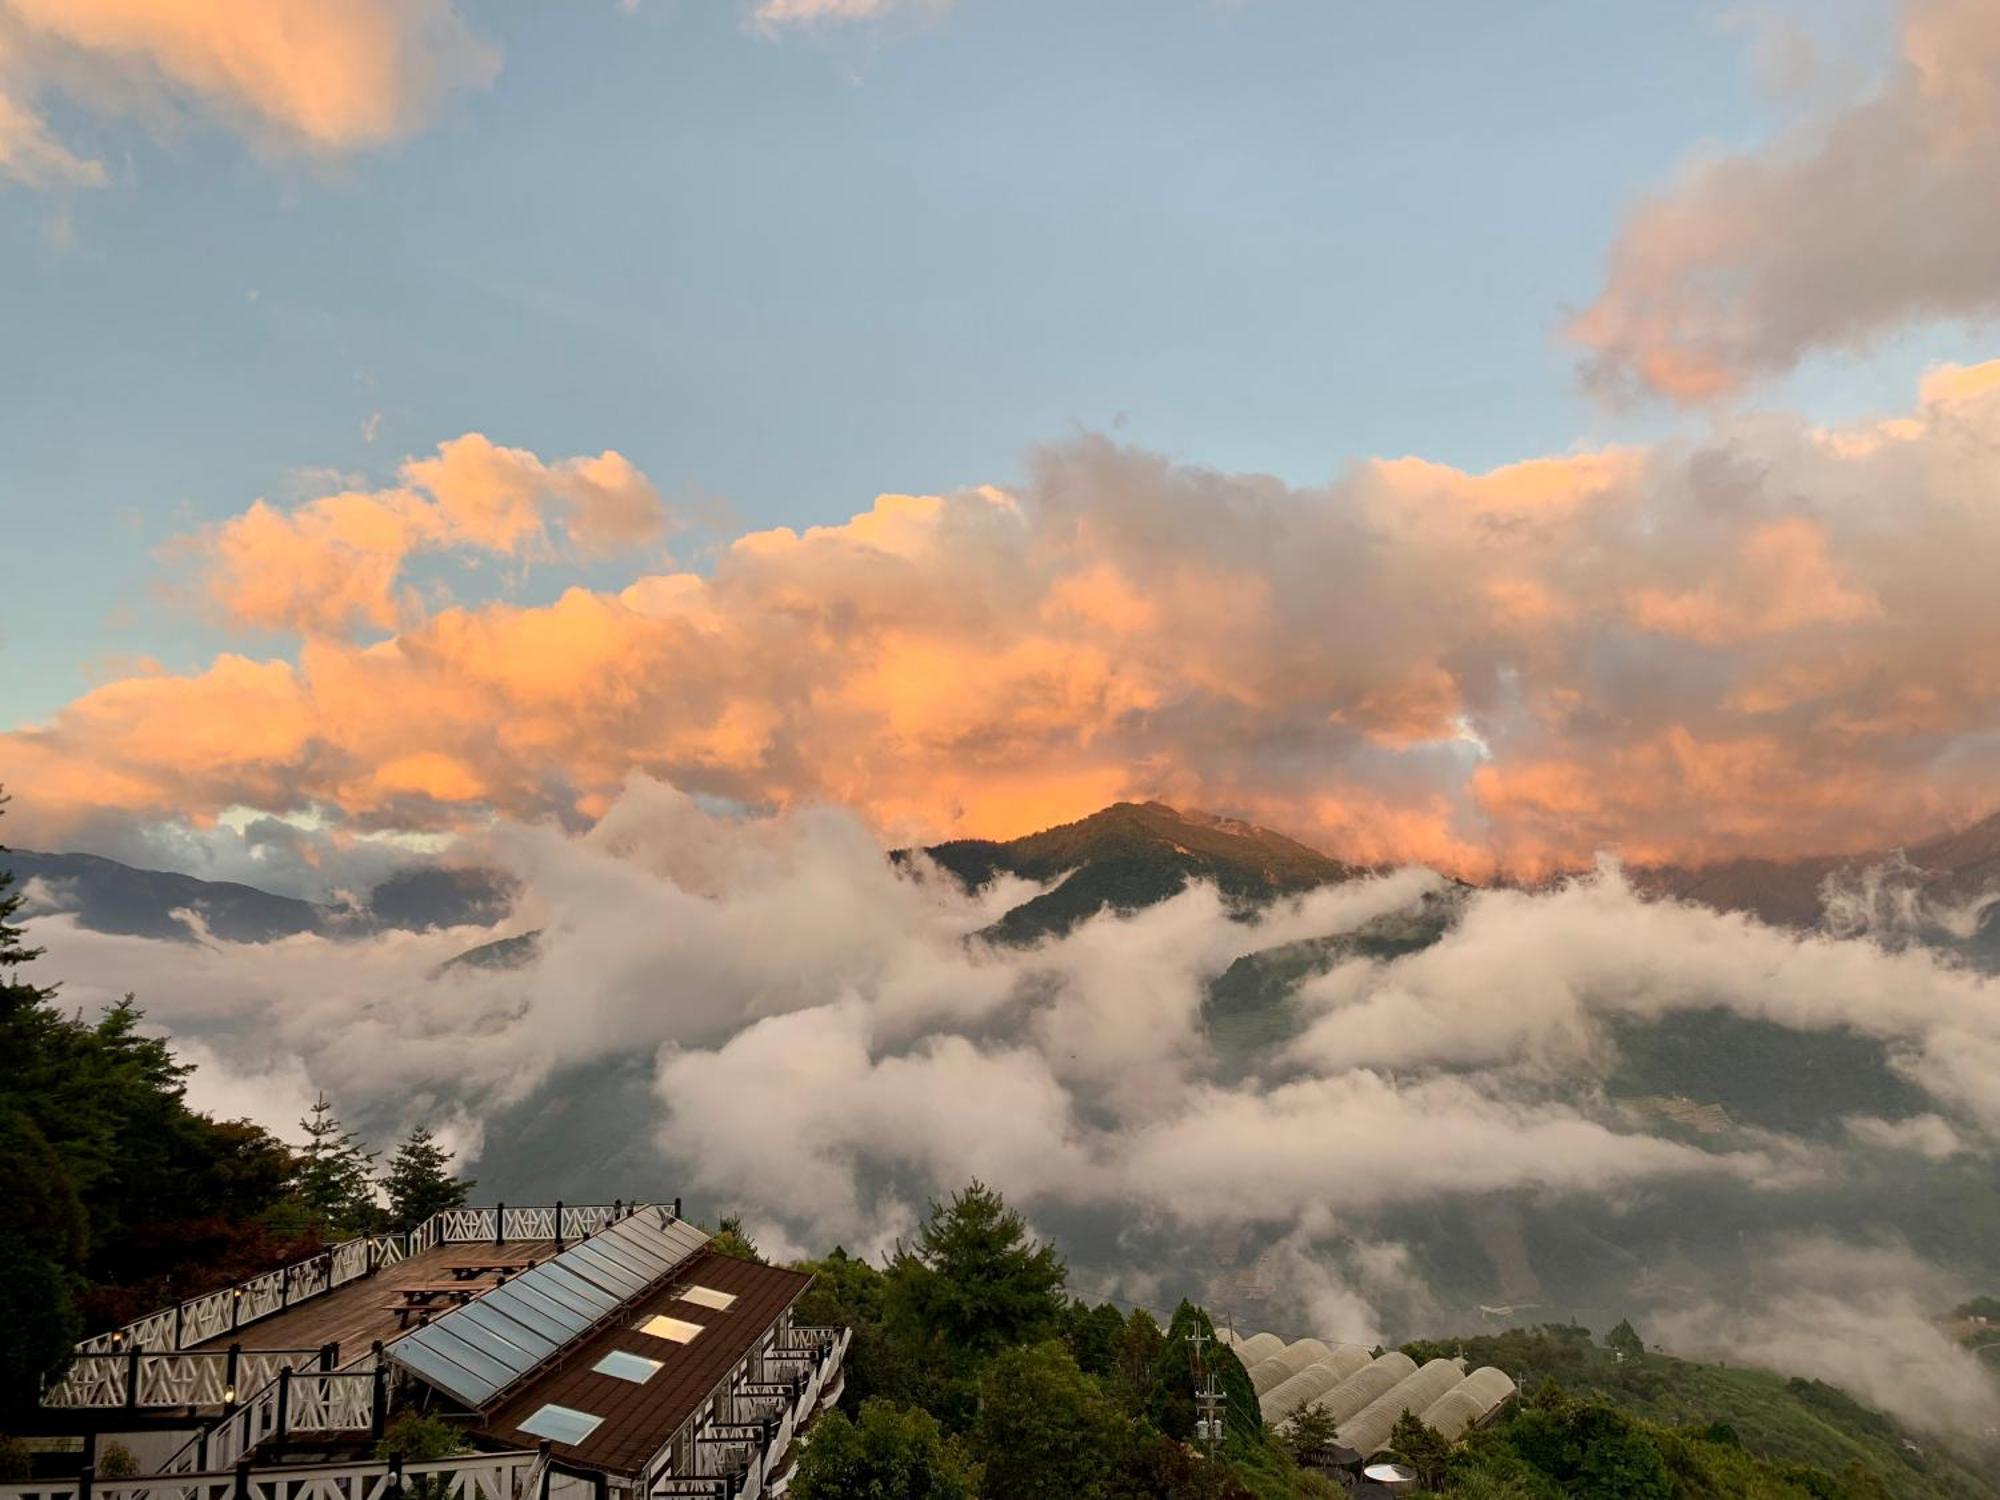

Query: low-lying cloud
[[19, 778, 2000, 1415]]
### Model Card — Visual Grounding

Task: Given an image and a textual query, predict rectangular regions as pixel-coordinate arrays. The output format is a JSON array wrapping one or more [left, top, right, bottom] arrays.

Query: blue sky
[[0, 0, 1885, 722]]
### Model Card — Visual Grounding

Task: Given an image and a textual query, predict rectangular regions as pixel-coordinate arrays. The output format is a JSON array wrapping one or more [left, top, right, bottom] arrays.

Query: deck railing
[[0, 1449, 547, 1500], [47, 1203, 650, 1407]]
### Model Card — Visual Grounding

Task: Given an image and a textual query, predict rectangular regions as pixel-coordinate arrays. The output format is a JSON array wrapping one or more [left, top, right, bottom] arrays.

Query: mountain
[[1635, 809, 2000, 963], [909, 800, 1365, 943], [2, 848, 514, 943]]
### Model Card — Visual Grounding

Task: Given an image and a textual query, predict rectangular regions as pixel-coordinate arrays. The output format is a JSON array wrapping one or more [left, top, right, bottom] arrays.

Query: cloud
[[10, 362, 2000, 872], [0, 0, 497, 186], [184, 434, 667, 637], [1652, 1237, 2000, 1436], [1571, 0, 2000, 402], [21, 775, 2000, 1407], [750, 0, 951, 35]]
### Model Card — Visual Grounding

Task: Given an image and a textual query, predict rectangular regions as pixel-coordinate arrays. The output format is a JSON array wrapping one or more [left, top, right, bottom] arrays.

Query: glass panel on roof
[[454, 1300, 559, 1361], [636, 1314, 704, 1343], [511, 1268, 599, 1323], [680, 1285, 736, 1311], [479, 1283, 573, 1345], [389, 1335, 498, 1409], [591, 1350, 663, 1384], [517, 1404, 604, 1445], [572, 1233, 658, 1284], [534, 1262, 620, 1315], [565, 1241, 650, 1298], [412, 1323, 520, 1394]]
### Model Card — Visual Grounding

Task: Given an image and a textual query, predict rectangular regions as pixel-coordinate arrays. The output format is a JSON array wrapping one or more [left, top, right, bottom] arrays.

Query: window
[[680, 1285, 737, 1311], [518, 1404, 604, 1445], [637, 1314, 705, 1343], [593, 1350, 664, 1383]]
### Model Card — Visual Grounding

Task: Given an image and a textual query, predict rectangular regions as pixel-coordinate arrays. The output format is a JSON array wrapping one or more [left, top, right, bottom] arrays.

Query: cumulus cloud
[[9, 363, 2000, 870], [185, 434, 668, 637], [1571, 0, 2000, 402], [0, 0, 497, 186]]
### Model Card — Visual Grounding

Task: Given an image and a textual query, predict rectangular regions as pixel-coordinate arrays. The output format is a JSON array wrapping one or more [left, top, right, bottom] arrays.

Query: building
[[12, 1203, 847, 1500]]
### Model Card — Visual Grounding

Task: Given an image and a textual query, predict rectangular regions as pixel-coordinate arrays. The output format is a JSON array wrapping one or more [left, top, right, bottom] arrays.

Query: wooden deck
[[189, 1240, 557, 1364]]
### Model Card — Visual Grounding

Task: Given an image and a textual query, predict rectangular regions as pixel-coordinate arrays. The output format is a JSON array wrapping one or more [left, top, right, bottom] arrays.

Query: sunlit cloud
[[0, 0, 498, 187], [1571, 0, 2000, 402]]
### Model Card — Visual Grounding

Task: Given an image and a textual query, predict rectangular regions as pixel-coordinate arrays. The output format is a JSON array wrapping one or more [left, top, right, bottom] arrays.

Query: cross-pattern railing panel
[[0, 1452, 545, 1500], [53, 1206, 644, 1384]]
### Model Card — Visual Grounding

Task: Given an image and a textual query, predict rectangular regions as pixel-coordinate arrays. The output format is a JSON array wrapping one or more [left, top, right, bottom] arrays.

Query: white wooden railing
[[161, 1371, 383, 1476], [49, 1205, 646, 1407], [0, 1451, 546, 1500]]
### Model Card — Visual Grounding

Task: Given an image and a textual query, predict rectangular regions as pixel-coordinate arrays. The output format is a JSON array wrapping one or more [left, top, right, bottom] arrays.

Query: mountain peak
[[916, 800, 1359, 943]]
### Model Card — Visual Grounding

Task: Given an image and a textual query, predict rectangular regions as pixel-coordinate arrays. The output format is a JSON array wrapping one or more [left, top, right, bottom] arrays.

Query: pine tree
[[0, 786, 56, 1028], [380, 1125, 472, 1232], [295, 1094, 379, 1235]]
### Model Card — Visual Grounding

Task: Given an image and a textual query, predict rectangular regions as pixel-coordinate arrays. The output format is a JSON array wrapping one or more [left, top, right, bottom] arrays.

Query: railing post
[[174, 1299, 187, 1351], [555, 1200, 565, 1252], [125, 1341, 142, 1412], [281, 1264, 290, 1309], [232, 1285, 243, 1331], [388, 1454, 405, 1500], [372, 1346, 388, 1439], [275, 1367, 292, 1448], [235, 1457, 252, 1500], [672, 1197, 683, 1221], [496, 1202, 506, 1246], [77, 1463, 95, 1500]]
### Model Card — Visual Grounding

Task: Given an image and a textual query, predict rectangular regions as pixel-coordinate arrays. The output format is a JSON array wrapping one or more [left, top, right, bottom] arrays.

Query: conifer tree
[[295, 1094, 378, 1234], [0, 787, 56, 1029], [380, 1125, 472, 1231]]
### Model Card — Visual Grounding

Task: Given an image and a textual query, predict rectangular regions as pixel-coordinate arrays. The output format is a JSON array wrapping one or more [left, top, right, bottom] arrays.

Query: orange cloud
[[188, 435, 666, 637], [0, 0, 496, 184], [7, 365, 2000, 875], [1571, 0, 2000, 402]]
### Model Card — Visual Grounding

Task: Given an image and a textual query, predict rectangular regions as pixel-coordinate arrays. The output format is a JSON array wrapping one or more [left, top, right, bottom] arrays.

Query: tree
[[1110, 1306, 1166, 1415], [1146, 1302, 1258, 1454], [711, 1213, 763, 1263], [884, 1181, 1067, 1357], [380, 1126, 472, 1232], [1387, 1411, 1451, 1487], [294, 1095, 378, 1234], [792, 1399, 980, 1500], [0, 787, 55, 1025], [973, 1341, 1132, 1500], [1061, 1298, 1127, 1377], [1286, 1401, 1340, 1467], [1605, 1318, 1644, 1362]]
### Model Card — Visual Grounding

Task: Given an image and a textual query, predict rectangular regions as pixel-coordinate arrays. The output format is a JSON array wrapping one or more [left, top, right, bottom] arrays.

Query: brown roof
[[477, 1252, 812, 1476]]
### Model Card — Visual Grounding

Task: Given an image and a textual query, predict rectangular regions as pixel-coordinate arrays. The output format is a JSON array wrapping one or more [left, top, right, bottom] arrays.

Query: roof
[[478, 1251, 813, 1476]]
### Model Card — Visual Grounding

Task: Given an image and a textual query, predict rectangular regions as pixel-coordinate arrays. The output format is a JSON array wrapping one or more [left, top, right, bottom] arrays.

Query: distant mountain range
[[3, 848, 513, 943]]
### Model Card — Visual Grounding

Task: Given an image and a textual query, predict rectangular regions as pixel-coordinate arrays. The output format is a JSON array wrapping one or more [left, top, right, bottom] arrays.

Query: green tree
[[1110, 1306, 1166, 1415], [1388, 1410, 1452, 1487], [792, 1399, 980, 1500], [711, 1213, 763, 1263], [294, 1094, 378, 1234], [973, 1341, 1132, 1500], [379, 1125, 472, 1232], [1286, 1401, 1340, 1467], [884, 1181, 1067, 1356], [1146, 1302, 1259, 1454], [1605, 1318, 1644, 1361], [1061, 1298, 1128, 1377]]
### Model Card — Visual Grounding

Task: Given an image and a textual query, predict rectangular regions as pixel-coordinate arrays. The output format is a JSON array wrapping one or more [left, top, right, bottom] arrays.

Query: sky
[[5, 0, 2000, 875]]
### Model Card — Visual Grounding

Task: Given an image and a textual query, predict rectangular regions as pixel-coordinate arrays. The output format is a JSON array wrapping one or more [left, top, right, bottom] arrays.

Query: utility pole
[[1187, 1324, 1224, 1458]]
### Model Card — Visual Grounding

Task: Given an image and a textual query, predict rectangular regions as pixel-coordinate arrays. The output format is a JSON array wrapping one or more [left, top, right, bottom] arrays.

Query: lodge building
[[11, 1203, 847, 1500]]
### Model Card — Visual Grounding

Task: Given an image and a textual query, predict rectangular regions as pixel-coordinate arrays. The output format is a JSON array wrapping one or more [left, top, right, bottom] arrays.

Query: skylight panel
[[518, 1404, 604, 1445], [680, 1285, 737, 1311], [637, 1314, 705, 1343], [592, 1350, 664, 1383]]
